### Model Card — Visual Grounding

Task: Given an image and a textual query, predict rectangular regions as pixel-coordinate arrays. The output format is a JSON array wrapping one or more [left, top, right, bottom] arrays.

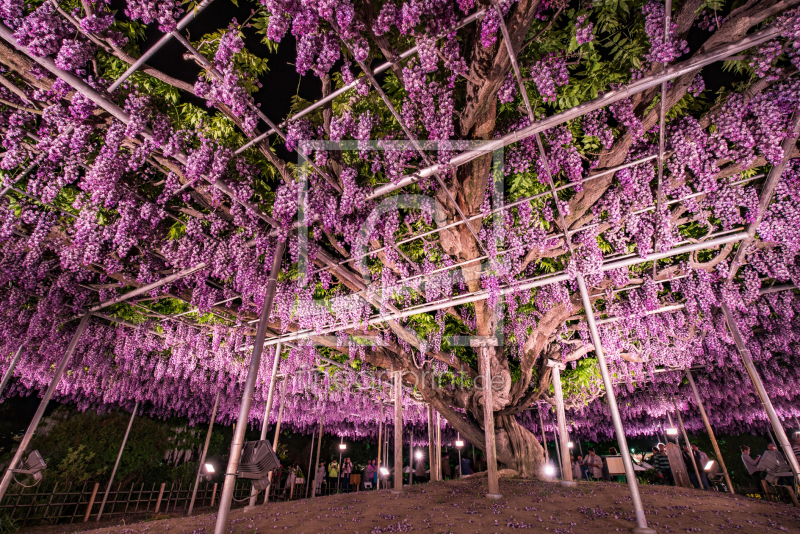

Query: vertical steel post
[[577, 274, 654, 533], [685, 371, 734, 493], [666, 413, 677, 443], [264, 378, 287, 503], [409, 433, 414, 487], [188, 391, 221, 515], [311, 416, 323, 499], [553, 423, 563, 478], [249, 343, 282, 505], [538, 408, 549, 462], [427, 405, 435, 481], [480, 345, 501, 498], [0, 313, 92, 502], [214, 240, 285, 534], [672, 398, 701, 487], [393, 372, 403, 493], [97, 401, 139, 521], [436, 411, 442, 481], [305, 427, 315, 499], [83, 482, 100, 522], [721, 302, 800, 484], [457, 434, 462, 478], [652, 0, 672, 274], [548, 360, 575, 486], [0, 345, 23, 397], [336, 436, 343, 492], [377, 395, 383, 490]]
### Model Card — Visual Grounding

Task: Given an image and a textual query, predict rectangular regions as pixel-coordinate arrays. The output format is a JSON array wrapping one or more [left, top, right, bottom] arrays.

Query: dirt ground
[[18, 477, 800, 534]]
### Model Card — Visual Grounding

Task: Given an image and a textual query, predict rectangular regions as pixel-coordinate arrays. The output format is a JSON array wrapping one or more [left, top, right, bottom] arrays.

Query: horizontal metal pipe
[[314, 154, 660, 276], [367, 26, 780, 200], [233, 9, 486, 155], [596, 275, 796, 325], [107, 0, 216, 93], [241, 231, 748, 350]]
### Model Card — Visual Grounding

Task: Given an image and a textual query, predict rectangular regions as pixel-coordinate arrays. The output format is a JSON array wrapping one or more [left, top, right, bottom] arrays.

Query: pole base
[[486, 493, 503, 500], [632, 527, 657, 534], [559, 480, 578, 488]]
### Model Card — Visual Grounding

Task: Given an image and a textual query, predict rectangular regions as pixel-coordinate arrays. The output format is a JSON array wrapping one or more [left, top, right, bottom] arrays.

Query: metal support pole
[[480, 346, 501, 498], [436, 411, 442, 481], [766, 426, 778, 447], [249, 343, 282, 506], [376, 396, 383, 490], [0, 313, 92, 502], [265, 378, 288, 502], [337, 436, 343, 492], [672, 398, 701, 486], [427, 405, 435, 482], [311, 416, 323, 499], [552, 423, 563, 478], [538, 408, 549, 462], [577, 274, 654, 533], [652, 0, 672, 275], [666, 413, 678, 443], [456, 433, 463, 479], [685, 371, 734, 493], [305, 427, 315, 499], [722, 302, 800, 484], [393, 372, 403, 493], [214, 240, 285, 534], [548, 360, 575, 486], [0, 345, 23, 397], [368, 26, 779, 199], [97, 401, 139, 521], [107, 0, 216, 92], [409, 433, 414, 486], [188, 391, 221, 515]]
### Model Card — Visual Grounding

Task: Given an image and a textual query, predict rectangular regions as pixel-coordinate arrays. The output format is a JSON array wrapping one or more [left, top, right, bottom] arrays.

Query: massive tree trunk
[[496, 414, 546, 477]]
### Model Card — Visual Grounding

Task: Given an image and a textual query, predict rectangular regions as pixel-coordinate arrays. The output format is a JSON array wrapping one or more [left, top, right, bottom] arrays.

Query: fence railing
[[0, 480, 222, 527], [0, 472, 384, 528]]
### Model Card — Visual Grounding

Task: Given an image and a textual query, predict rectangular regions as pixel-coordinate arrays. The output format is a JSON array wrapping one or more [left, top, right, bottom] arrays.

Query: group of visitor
[[570, 447, 618, 481], [647, 442, 712, 489], [740, 431, 800, 489]]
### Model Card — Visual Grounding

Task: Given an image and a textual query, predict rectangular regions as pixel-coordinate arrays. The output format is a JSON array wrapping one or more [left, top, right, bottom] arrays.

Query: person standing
[[342, 458, 352, 491], [415, 455, 427, 483], [460, 456, 473, 476], [585, 449, 603, 480], [442, 454, 452, 479], [652, 445, 672, 485], [315, 461, 326, 496], [327, 460, 339, 492], [572, 455, 582, 481], [364, 460, 375, 489], [692, 444, 710, 470]]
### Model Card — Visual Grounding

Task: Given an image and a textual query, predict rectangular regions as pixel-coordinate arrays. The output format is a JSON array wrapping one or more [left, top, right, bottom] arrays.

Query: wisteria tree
[[0, 0, 799, 481]]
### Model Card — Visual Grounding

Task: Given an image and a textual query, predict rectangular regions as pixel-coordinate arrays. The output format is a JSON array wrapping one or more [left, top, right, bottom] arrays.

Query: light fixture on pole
[[455, 435, 464, 479], [568, 442, 574, 449], [415, 450, 424, 460], [338, 437, 345, 492], [666, 428, 678, 436]]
